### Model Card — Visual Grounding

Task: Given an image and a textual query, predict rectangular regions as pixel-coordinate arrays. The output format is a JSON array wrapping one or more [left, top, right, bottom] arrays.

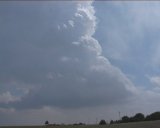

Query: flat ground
[[1, 120, 160, 128]]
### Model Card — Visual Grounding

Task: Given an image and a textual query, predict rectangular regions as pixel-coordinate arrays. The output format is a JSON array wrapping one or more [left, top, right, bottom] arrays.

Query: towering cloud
[[0, 2, 136, 110]]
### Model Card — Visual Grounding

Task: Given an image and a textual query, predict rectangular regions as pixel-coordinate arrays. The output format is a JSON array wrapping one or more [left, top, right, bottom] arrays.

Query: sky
[[1, 1, 160, 126]]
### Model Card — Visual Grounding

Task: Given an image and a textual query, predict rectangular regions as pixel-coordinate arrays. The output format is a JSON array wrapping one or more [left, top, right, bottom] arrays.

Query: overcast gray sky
[[1, 1, 160, 126]]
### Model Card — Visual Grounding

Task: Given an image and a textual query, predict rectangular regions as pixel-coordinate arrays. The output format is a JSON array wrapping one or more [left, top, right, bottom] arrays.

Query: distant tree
[[145, 112, 160, 121], [109, 111, 160, 124], [110, 120, 114, 124], [121, 116, 129, 123], [45, 120, 49, 125], [78, 122, 85, 125], [99, 119, 107, 125], [132, 113, 145, 122]]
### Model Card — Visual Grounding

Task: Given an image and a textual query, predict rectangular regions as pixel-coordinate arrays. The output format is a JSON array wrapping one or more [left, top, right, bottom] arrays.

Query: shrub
[[99, 119, 107, 125], [45, 120, 49, 125]]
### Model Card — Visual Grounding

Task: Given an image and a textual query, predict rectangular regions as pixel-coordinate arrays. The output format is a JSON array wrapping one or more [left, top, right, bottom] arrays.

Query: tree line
[[109, 111, 160, 124], [45, 111, 160, 126]]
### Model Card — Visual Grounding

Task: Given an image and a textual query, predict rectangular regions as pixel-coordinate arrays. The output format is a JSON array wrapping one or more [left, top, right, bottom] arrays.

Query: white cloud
[[60, 56, 70, 62], [57, 25, 60, 30], [76, 2, 96, 36], [0, 108, 15, 113], [149, 76, 160, 87], [0, 92, 20, 104], [95, 2, 160, 65], [63, 24, 67, 29], [68, 20, 74, 27], [80, 36, 102, 56], [72, 41, 80, 46]]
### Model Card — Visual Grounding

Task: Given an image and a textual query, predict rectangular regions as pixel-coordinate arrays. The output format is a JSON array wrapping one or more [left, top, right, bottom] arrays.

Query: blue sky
[[94, 2, 160, 88], [1, 1, 160, 125]]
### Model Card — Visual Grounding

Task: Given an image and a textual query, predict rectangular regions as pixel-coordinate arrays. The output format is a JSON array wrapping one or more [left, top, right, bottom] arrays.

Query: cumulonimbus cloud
[[0, 1, 137, 109]]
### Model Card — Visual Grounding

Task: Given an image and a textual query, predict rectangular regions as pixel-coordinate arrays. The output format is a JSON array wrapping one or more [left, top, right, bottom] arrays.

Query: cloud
[[0, 1, 136, 111], [95, 2, 160, 64], [2, 1, 160, 125], [68, 20, 74, 27], [92, 2, 160, 117], [0, 92, 20, 104], [149, 76, 160, 87]]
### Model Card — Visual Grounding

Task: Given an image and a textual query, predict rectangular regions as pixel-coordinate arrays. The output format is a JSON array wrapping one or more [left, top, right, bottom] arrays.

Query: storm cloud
[[0, 1, 136, 110]]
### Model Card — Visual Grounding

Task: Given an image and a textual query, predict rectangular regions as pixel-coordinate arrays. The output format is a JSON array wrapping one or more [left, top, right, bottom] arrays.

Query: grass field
[[1, 120, 160, 128]]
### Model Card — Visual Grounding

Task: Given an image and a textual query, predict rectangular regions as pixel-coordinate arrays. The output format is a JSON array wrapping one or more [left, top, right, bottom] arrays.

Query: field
[[1, 120, 160, 128]]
